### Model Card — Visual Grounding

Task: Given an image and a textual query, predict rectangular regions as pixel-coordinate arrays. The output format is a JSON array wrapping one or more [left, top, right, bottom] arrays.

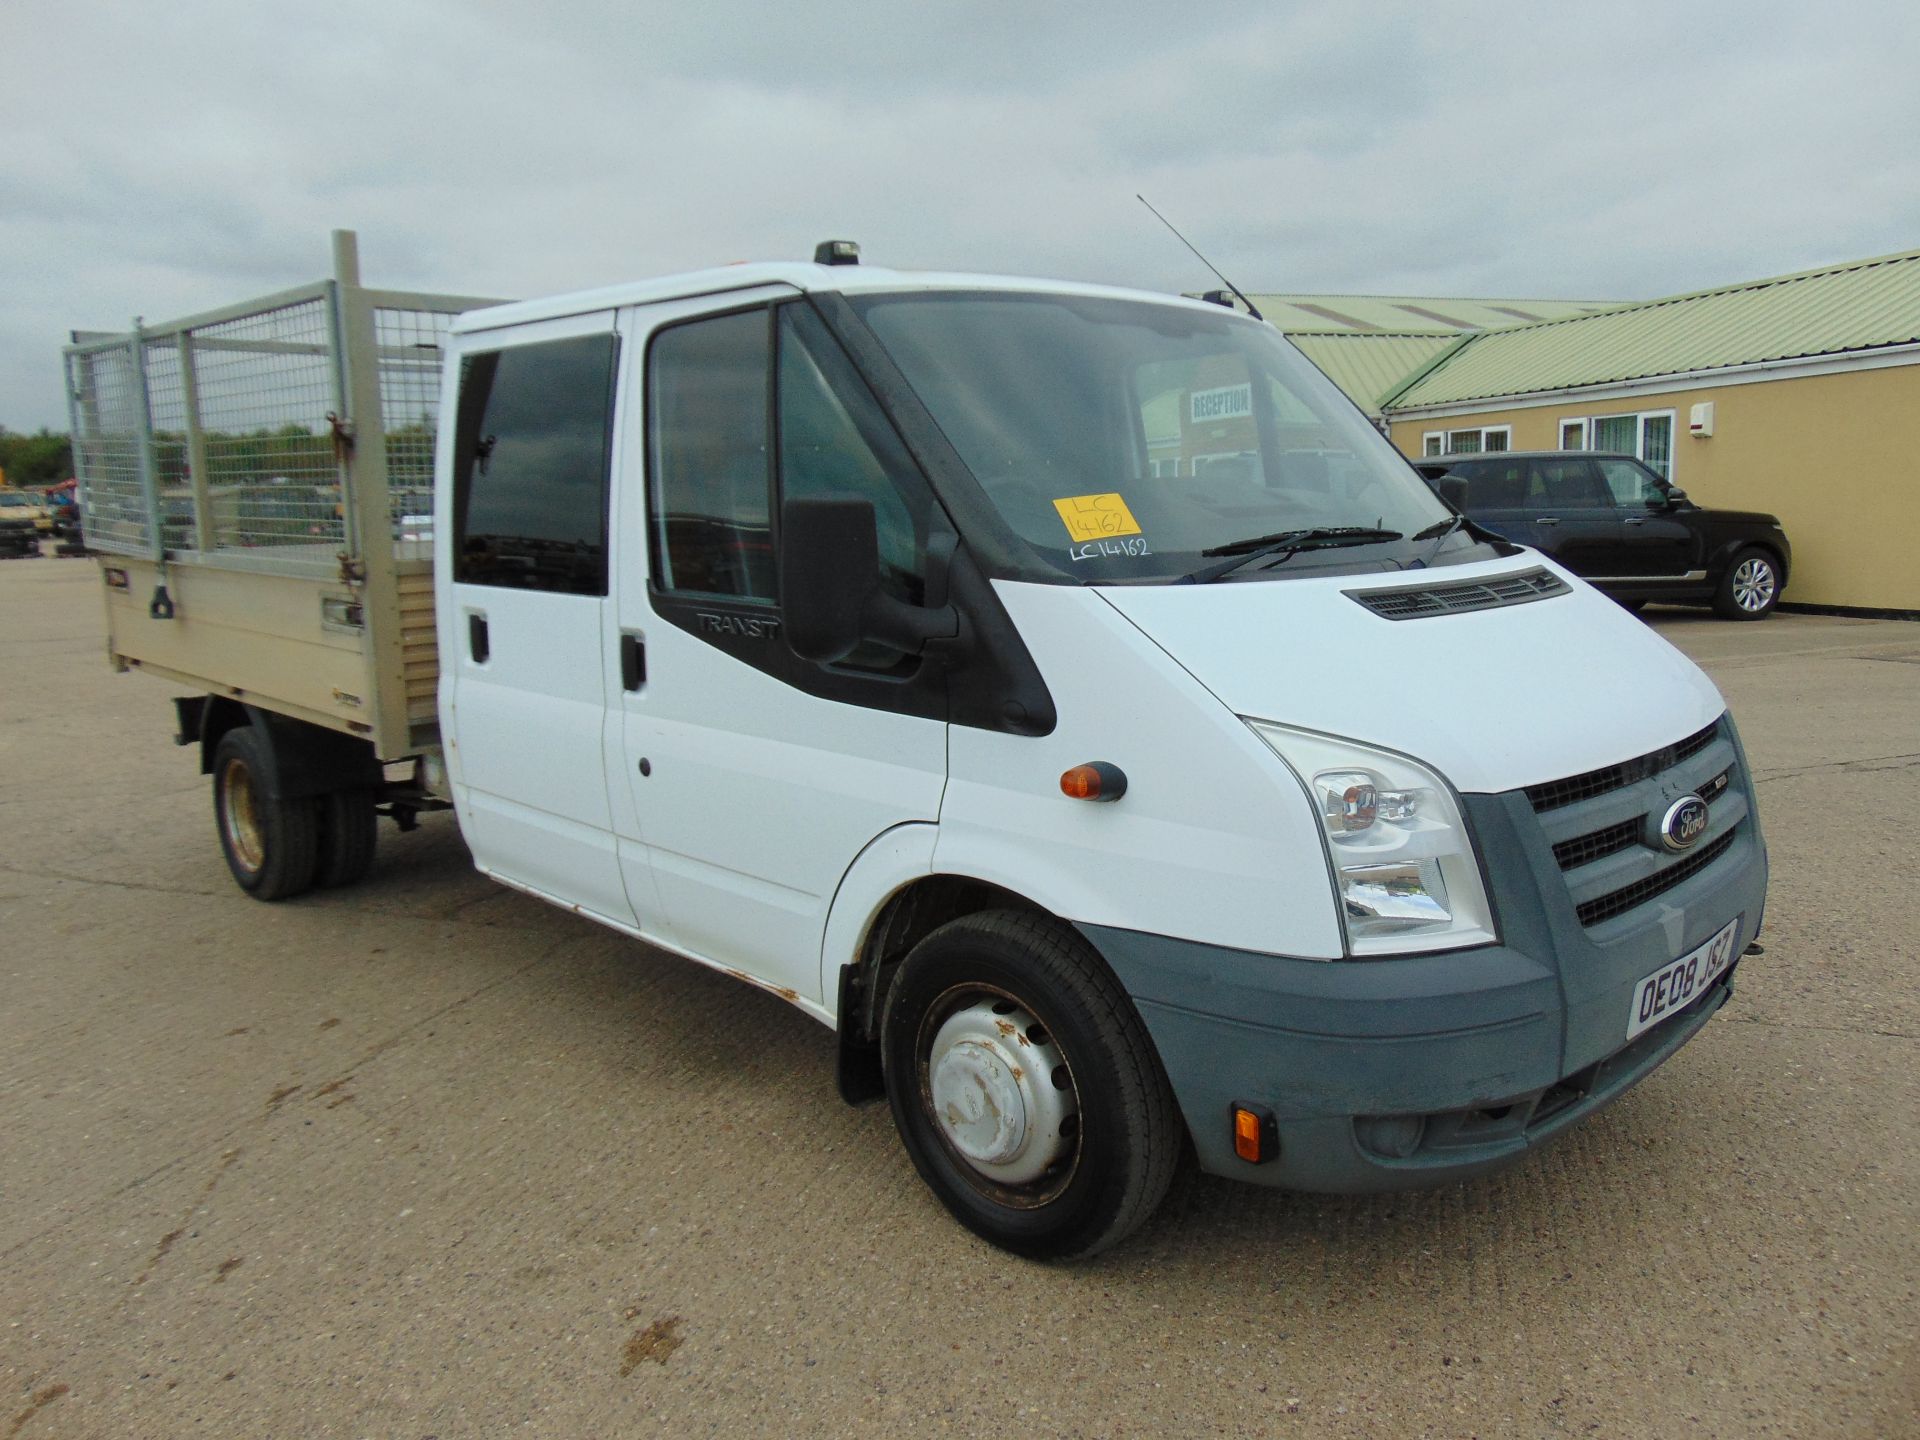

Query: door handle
[[468, 613, 490, 664], [620, 632, 647, 691], [1623, 516, 1646, 526], [1535, 516, 1561, 526]]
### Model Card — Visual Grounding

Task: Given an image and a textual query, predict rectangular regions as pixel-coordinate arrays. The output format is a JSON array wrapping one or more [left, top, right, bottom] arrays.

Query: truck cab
[[434, 254, 1766, 1257]]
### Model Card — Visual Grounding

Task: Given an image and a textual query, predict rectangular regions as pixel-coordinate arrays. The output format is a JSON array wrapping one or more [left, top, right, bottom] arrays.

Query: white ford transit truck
[[69, 234, 1766, 1258]]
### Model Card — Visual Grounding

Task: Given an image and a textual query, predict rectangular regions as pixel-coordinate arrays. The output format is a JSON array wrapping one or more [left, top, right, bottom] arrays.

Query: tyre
[[312, 789, 378, 888], [212, 727, 319, 900], [1713, 548, 1780, 620], [880, 910, 1182, 1260]]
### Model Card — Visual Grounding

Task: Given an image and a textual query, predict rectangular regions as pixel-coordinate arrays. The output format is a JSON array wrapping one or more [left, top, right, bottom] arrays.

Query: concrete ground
[[1, 553, 1914, 1440]]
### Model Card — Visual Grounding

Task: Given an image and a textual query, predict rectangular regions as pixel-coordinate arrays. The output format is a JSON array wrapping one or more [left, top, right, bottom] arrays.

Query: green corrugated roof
[[1384, 248, 1920, 410], [1285, 332, 1459, 415], [1243, 293, 1620, 332]]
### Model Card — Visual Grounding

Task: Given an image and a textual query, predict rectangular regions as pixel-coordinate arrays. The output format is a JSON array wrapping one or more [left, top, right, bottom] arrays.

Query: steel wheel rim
[[1732, 558, 1775, 611], [221, 759, 266, 873], [916, 984, 1081, 1207]]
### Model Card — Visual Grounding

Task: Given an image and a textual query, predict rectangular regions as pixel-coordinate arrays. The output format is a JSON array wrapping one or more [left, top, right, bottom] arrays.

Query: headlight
[[1246, 721, 1497, 957]]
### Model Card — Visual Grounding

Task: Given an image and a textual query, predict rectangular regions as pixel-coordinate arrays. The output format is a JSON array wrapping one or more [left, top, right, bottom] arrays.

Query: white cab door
[[609, 293, 949, 1003], [439, 311, 638, 928]]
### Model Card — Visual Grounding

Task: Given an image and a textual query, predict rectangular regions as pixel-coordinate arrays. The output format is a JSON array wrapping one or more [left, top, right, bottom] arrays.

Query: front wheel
[[1714, 548, 1780, 620], [212, 727, 319, 900], [880, 910, 1182, 1260]]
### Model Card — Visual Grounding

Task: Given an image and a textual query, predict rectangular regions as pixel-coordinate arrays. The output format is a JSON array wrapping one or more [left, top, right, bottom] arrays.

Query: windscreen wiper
[[1410, 513, 1467, 567], [1182, 526, 1403, 585]]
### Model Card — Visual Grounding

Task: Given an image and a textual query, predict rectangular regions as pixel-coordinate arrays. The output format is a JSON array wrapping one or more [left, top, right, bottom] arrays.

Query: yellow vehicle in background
[[0, 489, 50, 556]]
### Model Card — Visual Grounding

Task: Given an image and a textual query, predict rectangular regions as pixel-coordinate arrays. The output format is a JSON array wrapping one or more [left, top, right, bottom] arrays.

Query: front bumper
[[1082, 725, 1769, 1193]]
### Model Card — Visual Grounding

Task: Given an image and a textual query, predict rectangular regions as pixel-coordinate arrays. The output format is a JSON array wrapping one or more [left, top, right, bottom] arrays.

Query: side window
[[452, 332, 617, 596], [648, 310, 774, 602], [777, 304, 928, 611], [1462, 460, 1526, 511], [1596, 458, 1664, 510], [1530, 458, 1606, 510]]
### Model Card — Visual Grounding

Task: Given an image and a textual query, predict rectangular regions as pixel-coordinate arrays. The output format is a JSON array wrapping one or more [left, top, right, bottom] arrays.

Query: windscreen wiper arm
[[1182, 526, 1403, 584], [1410, 513, 1467, 567]]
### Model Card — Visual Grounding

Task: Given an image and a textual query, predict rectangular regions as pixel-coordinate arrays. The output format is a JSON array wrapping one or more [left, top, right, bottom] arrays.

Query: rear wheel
[[880, 910, 1182, 1260], [313, 789, 378, 888], [1714, 548, 1780, 620], [212, 728, 319, 900]]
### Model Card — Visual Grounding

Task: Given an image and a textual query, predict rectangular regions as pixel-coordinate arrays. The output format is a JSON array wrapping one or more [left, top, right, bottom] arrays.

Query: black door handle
[[620, 632, 646, 691], [468, 613, 489, 664]]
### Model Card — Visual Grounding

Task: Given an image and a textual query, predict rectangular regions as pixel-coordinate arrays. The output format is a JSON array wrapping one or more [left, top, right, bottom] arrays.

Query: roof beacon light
[[814, 240, 861, 267]]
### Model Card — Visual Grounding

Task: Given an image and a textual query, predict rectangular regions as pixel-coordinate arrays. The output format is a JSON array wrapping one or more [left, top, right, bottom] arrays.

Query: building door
[[609, 294, 950, 1004]]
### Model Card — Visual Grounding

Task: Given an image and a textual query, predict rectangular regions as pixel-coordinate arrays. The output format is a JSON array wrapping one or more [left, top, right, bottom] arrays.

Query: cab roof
[[449, 261, 1241, 335]]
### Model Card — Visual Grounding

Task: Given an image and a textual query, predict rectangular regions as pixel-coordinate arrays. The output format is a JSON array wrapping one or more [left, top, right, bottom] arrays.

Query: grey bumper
[[1080, 728, 1768, 1193]]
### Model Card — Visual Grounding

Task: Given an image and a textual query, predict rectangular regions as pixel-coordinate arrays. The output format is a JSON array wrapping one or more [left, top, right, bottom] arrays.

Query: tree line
[[0, 427, 72, 488]]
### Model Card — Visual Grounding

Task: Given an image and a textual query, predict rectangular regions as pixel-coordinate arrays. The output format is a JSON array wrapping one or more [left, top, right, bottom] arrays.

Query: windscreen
[[852, 293, 1455, 583]]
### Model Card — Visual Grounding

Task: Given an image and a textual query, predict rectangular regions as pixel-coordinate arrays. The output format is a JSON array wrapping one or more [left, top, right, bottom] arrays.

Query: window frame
[[1559, 417, 1588, 450], [1574, 409, 1679, 481], [1426, 425, 1511, 456]]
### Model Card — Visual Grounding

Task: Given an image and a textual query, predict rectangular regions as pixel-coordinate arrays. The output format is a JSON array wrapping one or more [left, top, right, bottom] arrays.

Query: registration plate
[[1627, 916, 1740, 1041]]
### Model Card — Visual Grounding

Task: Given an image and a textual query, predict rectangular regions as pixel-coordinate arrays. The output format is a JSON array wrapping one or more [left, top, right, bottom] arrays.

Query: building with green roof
[[1190, 292, 1619, 417], [1376, 249, 1920, 612]]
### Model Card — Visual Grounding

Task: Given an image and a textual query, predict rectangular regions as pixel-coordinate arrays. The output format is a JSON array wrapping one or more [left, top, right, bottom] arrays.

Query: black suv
[[1413, 450, 1791, 619]]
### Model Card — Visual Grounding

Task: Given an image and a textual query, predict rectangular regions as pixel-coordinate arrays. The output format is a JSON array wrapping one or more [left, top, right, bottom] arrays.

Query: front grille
[[1526, 721, 1721, 813], [1552, 767, 1734, 872], [1576, 829, 1738, 926], [1553, 819, 1640, 870], [1347, 566, 1569, 621]]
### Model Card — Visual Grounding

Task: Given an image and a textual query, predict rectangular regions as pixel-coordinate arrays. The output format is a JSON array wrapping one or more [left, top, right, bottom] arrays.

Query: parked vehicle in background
[[0, 490, 47, 555], [1412, 450, 1792, 619], [68, 235, 1769, 1259]]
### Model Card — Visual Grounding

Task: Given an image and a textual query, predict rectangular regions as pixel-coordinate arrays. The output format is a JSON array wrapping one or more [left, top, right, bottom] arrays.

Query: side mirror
[[1663, 487, 1689, 509], [780, 496, 958, 664], [1436, 475, 1469, 511]]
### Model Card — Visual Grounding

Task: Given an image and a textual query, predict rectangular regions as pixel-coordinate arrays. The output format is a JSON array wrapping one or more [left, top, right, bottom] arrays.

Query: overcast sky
[[4, 0, 1917, 433]]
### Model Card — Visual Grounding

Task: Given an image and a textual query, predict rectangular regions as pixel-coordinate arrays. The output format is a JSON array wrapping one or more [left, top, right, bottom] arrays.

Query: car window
[[453, 332, 618, 596], [1529, 458, 1609, 511], [1595, 458, 1665, 510], [1460, 460, 1527, 511]]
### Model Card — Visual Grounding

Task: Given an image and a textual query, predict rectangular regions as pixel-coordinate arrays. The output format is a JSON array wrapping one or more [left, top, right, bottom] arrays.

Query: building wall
[[1387, 361, 1920, 611]]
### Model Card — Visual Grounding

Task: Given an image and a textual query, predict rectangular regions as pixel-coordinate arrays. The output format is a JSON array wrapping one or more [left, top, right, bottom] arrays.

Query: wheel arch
[[181, 697, 382, 799], [1710, 535, 1789, 588], [830, 862, 1067, 1105]]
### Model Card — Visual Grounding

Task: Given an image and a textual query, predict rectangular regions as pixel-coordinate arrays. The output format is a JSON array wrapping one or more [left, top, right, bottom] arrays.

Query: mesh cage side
[[67, 344, 152, 556], [188, 296, 343, 557]]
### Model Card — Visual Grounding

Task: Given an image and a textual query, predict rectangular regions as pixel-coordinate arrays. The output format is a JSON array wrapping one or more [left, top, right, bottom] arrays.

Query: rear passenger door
[[439, 314, 638, 928], [1522, 456, 1619, 576]]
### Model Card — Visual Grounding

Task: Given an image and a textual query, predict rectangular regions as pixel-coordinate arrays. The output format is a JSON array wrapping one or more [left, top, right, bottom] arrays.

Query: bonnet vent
[[1347, 567, 1570, 621]]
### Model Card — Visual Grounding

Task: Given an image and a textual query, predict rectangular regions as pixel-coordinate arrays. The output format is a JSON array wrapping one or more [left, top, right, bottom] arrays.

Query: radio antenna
[[1137, 195, 1264, 321]]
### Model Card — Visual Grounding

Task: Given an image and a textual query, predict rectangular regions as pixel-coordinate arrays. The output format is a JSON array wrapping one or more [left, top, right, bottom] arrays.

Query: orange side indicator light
[[1060, 761, 1127, 802], [1232, 1102, 1278, 1164]]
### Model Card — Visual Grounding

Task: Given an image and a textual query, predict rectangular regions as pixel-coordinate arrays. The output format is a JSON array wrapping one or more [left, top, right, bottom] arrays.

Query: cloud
[[3, 0, 1917, 431]]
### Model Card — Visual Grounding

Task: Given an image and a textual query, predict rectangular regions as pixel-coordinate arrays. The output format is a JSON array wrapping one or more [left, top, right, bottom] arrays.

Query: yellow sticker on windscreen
[[1052, 493, 1143, 543]]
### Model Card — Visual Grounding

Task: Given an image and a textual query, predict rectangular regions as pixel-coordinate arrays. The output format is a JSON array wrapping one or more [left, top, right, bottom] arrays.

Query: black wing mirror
[[1663, 486, 1689, 509], [780, 496, 958, 664]]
